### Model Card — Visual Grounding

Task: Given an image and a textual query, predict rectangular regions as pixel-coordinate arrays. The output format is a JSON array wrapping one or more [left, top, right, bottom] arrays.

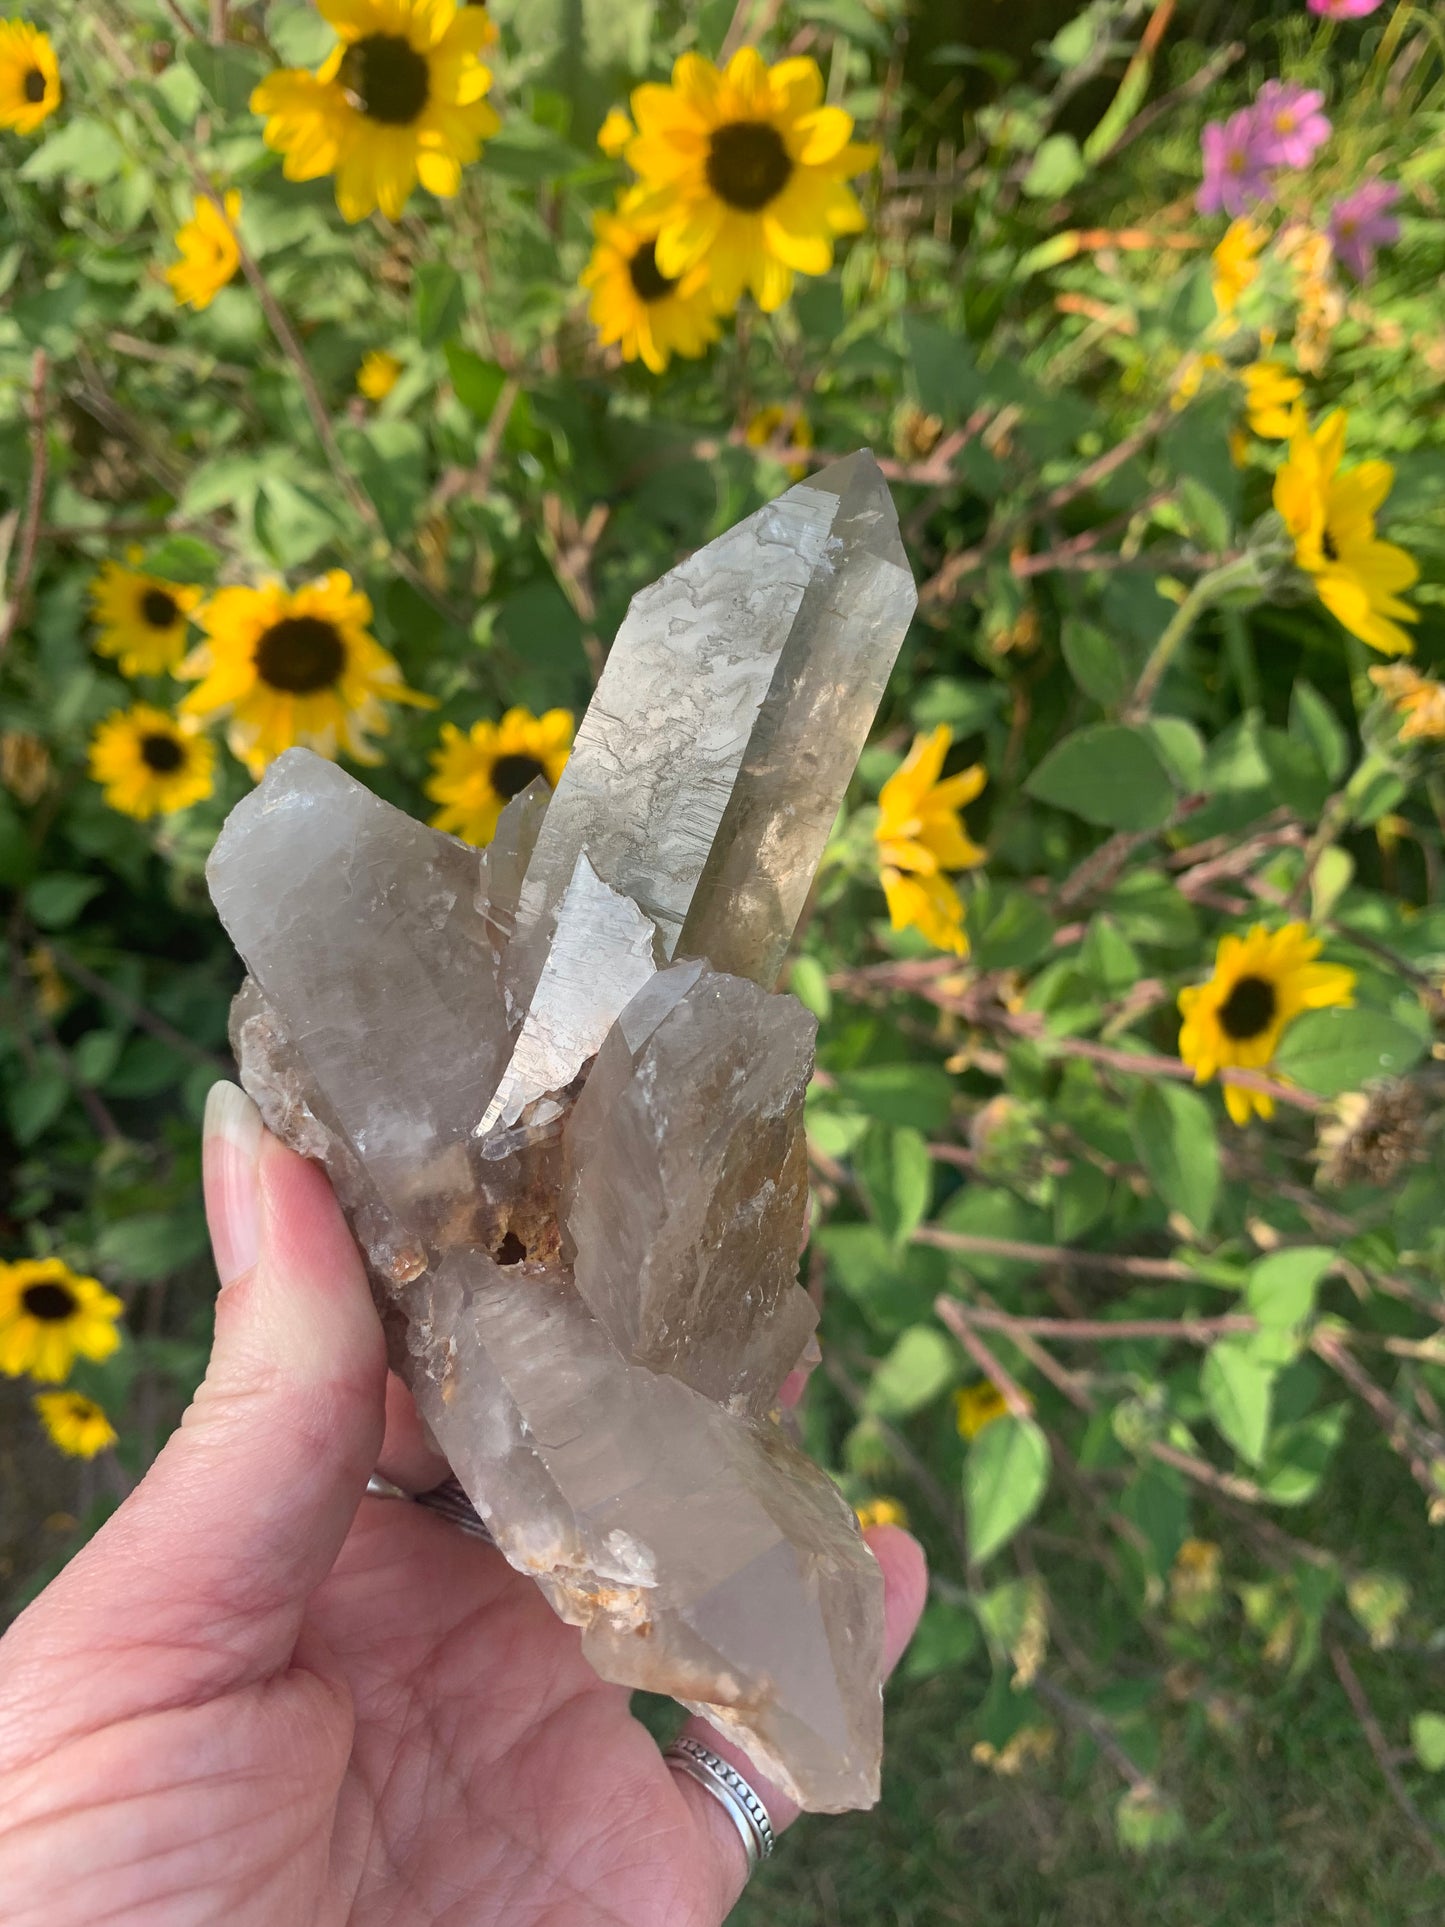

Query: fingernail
[[203, 1080, 263, 1286]]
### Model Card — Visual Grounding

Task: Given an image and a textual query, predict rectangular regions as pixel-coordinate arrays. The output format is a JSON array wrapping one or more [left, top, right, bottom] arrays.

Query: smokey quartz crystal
[[208, 452, 917, 1811]]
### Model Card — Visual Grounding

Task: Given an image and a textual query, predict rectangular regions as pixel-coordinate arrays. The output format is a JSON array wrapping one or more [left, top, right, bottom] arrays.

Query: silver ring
[[664, 1736, 775, 1870], [365, 1472, 496, 1545]]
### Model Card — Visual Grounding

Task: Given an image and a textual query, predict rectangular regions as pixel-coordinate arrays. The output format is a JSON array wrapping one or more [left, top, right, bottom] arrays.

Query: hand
[[0, 1085, 927, 1926]]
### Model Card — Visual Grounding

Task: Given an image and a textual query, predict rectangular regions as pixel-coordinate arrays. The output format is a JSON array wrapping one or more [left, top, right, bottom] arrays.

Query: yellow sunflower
[[357, 348, 403, 399], [580, 194, 721, 374], [1210, 215, 1266, 317], [88, 703, 217, 820], [597, 105, 634, 157], [1178, 922, 1356, 1126], [875, 724, 986, 957], [955, 1380, 1012, 1440], [165, 190, 243, 311], [90, 557, 202, 676], [744, 402, 813, 481], [0, 20, 60, 135], [180, 570, 433, 778], [426, 705, 573, 845], [0, 1258, 124, 1383], [1274, 409, 1419, 657], [34, 1390, 118, 1459], [251, 0, 500, 224], [1370, 664, 1445, 744], [855, 1497, 908, 1530], [625, 48, 877, 313], [1241, 360, 1302, 440]]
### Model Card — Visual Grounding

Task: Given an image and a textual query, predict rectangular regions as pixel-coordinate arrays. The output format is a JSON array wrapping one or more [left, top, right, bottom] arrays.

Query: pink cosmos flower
[[1252, 81, 1331, 169], [1307, 0, 1383, 17], [1329, 180, 1401, 281], [1198, 111, 1273, 218]]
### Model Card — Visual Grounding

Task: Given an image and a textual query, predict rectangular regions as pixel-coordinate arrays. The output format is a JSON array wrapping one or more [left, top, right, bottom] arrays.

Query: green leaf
[[1025, 724, 1175, 831], [864, 1325, 957, 1419], [1145, 718, 1207, 794], [72, 1031, 123, 1089], [183, 41, 268, 115], [902, 1599, 980, 1680], [19, 118, 125, 186], [1131, 1081, 1219, 1234], [1274, 1008, 1426, 1096], [1246, 1248, 1333, 1329], [446, 344, 507, 422], [94, 1210, 210, 1284], [787, 955, 831, 1020], [415, 262, 466, 348], [1022, 133, 1085, 199], [26, 873, 102, 929], [963, 1416, 1051, 1563], [1411, 1713, 1445, 1772], [816, 1226, 946, 1334], [1201, 1340, 1274, 1466], [7, 1067, 68, 1146], [1260, 1404, 1347, 1505], [969, 886, 1056, 972], [1115, 1787, 1186, 1854], [833, 1063, 954, 1132], [1290, 680, 1349, 782], [856, 1124, 931, 1249], [1061, 617, 1130, 707]]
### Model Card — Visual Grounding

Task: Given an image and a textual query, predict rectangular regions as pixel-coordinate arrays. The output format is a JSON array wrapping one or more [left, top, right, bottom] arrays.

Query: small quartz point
[[209, 453, 916, 1813]]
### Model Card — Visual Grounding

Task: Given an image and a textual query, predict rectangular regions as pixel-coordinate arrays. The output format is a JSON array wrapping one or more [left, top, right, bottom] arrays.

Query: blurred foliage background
[[3, 0, 1445, 1918]]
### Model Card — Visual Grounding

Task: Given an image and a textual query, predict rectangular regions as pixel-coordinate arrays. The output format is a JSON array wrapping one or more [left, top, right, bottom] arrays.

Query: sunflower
[[90, 557, 202, 676], [34, 1390, 118, 1459], [357, 347, 403, 399], [88, 703, 217, 820], [1369, 664, 1445, 744], [745, 402, 813, 481], [1177, 922, 1356, 1126], [426, 705, 573, 845], [1241, 360, 1302, 440], [875, 724, 986, 957], [955, 1381, 1012, 1440], [1274, 409, 1419, 657], [0, 1258, 124, 1383], [165, 190, 243, 311], [180, 570, 433, 778], [1211, 215, 1267, 317], [0, 20, 60, 135], [597, 105, 634, 157], [580, 194, 721, 374], [625, 49, 877, 313], [251, 0, 500, 224]]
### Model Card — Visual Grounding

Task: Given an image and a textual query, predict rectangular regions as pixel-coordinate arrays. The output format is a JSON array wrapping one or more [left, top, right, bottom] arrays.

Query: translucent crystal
[[208, 452, 916, 1812]]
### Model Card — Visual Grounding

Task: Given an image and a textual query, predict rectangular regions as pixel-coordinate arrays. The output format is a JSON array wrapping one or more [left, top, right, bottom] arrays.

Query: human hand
[[0, 1084, 927, 1926]]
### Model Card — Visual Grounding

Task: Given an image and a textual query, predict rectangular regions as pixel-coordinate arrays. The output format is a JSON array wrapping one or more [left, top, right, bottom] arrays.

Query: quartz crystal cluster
[[208, 452, 917, 1812]]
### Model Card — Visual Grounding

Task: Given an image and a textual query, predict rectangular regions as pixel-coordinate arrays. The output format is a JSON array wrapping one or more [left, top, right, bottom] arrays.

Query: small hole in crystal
[[494, 1231, 527, 1266]]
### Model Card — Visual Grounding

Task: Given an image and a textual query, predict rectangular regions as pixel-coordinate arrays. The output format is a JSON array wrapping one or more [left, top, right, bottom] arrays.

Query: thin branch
[[1031, 1673, 1154, 1794], [1312, 1329, 1445, 1514], [1095, 41, 1244, 164], [42, 941, 231, 1076], [917, 1226, 1198, 1282], [0, 349, 49, 658], [940, 1302, 1257, 1344], [934, 1297, 1033, 1418], [1328, 1641, 1445, 1880]]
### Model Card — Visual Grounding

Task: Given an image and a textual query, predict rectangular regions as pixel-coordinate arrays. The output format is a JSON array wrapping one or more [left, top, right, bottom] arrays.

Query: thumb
[[4, 1082, 386, 1731]]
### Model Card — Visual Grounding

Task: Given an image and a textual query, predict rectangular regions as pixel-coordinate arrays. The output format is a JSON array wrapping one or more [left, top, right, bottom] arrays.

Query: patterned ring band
[[365, 1471, 497, 1546], [663, 1736, 776, 1872]]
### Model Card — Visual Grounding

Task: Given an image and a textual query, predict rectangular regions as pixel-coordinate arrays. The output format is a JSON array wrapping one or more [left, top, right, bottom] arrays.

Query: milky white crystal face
[[209, 453, 916, 1811]]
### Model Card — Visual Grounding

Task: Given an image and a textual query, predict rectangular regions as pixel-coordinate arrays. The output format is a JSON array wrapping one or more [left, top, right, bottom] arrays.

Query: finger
[[0, 1084, 387, 1747], [375, 1371, 450, 1492], [671, 1523, 927, 1910]]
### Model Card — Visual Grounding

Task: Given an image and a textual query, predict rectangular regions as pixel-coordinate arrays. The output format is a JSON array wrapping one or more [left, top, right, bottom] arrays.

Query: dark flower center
[[490, 753, 548, 799], [338, 33, 430, 126], [706, 121, 793, 211], [23, 68, 46, 103], [140, 732, 186, 773], [1218, 974, 1276, 1041], [1321, 528, 1339, 563], [254, 616, 347, 694], [627, 239, 677, 304], [21, 1281, 77, 1322], [141, 587, 180, 629]]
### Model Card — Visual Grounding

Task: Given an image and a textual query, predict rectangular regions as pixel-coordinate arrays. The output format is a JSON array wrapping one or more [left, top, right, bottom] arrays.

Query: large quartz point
[[208, 451, 917, 1812]]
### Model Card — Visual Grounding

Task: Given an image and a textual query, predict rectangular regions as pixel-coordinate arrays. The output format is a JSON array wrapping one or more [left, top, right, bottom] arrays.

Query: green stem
[[1127, 553, 1261, 718]]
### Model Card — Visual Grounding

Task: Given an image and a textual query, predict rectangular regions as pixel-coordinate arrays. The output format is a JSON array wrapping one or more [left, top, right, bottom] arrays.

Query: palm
[[315, 1499, 719, 1927]]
